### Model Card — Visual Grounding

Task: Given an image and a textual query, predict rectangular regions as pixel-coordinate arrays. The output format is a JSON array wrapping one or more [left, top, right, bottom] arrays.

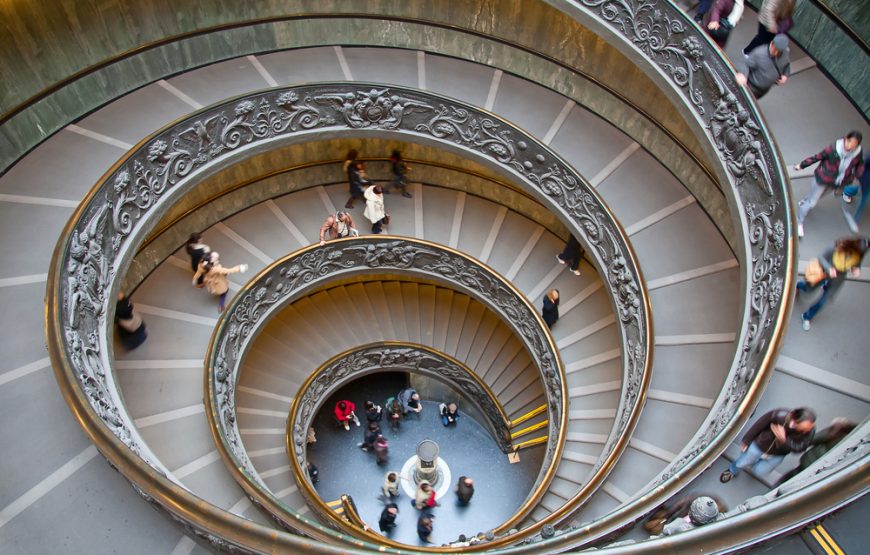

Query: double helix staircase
[[1, 3, 868, 554]]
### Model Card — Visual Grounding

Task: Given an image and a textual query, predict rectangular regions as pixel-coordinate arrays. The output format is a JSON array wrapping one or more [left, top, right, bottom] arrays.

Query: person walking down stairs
[[192, 251, 248, 312], [720, 407, 816, 483], [796, 235, 868, 330]]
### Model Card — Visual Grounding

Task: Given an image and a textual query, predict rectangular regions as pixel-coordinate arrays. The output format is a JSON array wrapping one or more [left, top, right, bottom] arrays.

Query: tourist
[[374, 435, 389, 465], [542, 289, 559, 328], [192, 251, 248, 312], [343, 150, 366, 208], [734, 34, 790, 100], [359, 422, 380, 451], [556, 235, 584, 276], [720, 407, 816, 483], [379, 503, 398, 533], [115, 292, 147, 349], [399, 388, 423, 416], [661, 496, 723, 536], [185, 232, 210, 286], [842, 153, 870, 232], [777, 418, 856, 485], [796, 236, 868, 330], [365, 400, 383, 423], [701, 0, 745, 48], [319, 210, 358, 246], [414, 481, 438, 510], [743, 0, 795, 55], [383, 471, 401, 498], [364, 184, 387, 234], [439, 402, 460, 427], [417, 514, 434, 543], [306, 461, 319, 484], [386, 396, 403, 430], [387, 149, 413, 197], [456, 476, 474, 505], [334, 400, 360, 431], [794, 131, 864, 238]]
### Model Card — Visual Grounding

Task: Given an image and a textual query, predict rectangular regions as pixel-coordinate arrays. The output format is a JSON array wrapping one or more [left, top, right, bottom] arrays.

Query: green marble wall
[[0, 1, 738, 250], [744, 0, 869, 118]]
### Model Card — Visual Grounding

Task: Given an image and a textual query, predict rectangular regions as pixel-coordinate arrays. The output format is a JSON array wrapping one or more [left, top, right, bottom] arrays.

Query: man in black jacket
[[720, 407, 816, 483]]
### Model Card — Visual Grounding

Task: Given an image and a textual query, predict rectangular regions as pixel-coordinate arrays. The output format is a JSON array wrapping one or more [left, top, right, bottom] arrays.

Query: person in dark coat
[[417, 514, 434, 543], [379, 503, 398, 533], [720, 407, 816, 483], [365, 400, 383, 423], [776, 418, 856, 485], [186, 232, 211, 286], [387, 150, 413, 198], [542, 289, 559, 328], [359, 422, 381, 451], [115, 292, 147, 349], [556, 236, 584, 276], [306, 461, 319, 484], [456, 476, 474, 505]]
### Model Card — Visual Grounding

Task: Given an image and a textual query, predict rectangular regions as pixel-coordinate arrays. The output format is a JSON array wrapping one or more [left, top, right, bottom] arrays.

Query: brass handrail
[[513, 437, 549, 451], [509, 405, 548, 428]]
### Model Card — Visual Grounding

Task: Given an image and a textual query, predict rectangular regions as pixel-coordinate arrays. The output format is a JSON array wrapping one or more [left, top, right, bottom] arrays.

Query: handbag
[[382, 214, 391, 226], [803, 258, 826, 286]]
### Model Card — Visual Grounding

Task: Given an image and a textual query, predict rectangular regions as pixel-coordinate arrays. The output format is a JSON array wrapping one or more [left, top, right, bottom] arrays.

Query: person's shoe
[[843, 192, 853, 204], [572, 269, 581, 276], [719, 469, 734, 483], [693, 12, 703, 23], [343, 422, 350, 431], [802, 318, 811, 331], [797, 223, 804, 238], [402, 192, 413, 198], [345, 201, 354, 209], [556, 255, 566, 265]]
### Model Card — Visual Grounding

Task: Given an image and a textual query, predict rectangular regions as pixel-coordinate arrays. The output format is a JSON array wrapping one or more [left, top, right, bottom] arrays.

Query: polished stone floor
[[307, 373, 545, 546]]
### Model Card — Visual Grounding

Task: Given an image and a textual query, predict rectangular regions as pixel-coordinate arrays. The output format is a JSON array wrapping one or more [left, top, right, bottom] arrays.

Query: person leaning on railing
[[319, 210, 358, 246]]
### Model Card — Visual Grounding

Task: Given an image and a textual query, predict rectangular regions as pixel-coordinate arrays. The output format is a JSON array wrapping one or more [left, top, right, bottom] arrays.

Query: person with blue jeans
[[720, 407, 816, 483], [796, 236, 868, 331], [842, 153, 870, 232]]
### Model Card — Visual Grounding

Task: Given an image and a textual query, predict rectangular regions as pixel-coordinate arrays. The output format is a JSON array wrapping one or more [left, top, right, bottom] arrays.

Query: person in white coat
[[364, 184, 387, 234]]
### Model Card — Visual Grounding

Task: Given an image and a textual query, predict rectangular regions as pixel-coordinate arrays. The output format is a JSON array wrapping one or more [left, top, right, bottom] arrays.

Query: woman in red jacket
[[334, 400, 360, 431]]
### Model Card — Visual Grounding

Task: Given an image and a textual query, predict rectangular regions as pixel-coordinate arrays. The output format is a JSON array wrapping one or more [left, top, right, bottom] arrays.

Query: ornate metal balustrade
[[287, 342, 514, 464], [565, 420, 869, 553], [46, 81, 650, 551], [204, 240, 563, 542]]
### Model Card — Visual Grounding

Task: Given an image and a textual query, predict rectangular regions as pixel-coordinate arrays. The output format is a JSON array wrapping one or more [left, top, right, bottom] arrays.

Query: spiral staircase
[[1, 2, 868, 554]]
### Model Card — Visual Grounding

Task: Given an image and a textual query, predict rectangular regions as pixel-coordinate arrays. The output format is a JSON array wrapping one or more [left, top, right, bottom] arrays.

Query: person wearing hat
[[734, 33, 791, 99], [661, 496, 723, 535]]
